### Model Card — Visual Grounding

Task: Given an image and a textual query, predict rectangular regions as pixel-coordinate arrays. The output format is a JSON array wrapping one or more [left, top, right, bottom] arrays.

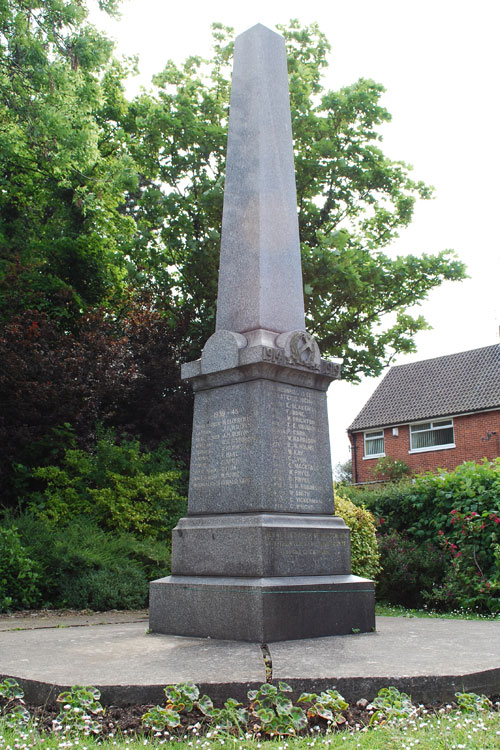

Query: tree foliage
[[0, 302, 193, 503], [0, 3, 467, 507], [0, 0, 135, 324], [0, 4, 466, 368], [122, 20, 466, 379]]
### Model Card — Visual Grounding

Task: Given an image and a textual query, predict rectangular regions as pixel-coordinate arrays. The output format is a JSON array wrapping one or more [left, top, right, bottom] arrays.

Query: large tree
[[122, 20, 466, 379], [0, 4, 466, 498], [1, 6, 465, 374], [0, 0, 136, 324]]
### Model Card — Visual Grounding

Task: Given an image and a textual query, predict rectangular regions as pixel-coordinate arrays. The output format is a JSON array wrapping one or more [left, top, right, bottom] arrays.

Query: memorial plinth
[[149, 24, 375, 642]]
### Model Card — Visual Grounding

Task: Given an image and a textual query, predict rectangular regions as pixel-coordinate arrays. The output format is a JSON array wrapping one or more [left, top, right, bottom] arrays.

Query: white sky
[[90, 0, 500, 466]]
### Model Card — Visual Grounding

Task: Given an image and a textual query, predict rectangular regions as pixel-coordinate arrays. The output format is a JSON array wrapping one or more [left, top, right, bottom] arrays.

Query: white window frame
[[409, 418, 455, 454], [363, 429, 385, 459]]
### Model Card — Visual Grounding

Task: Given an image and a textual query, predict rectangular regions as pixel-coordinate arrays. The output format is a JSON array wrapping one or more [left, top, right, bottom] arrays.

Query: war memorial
[[1, 24, 499, 714], [149, 23, 375, 642]]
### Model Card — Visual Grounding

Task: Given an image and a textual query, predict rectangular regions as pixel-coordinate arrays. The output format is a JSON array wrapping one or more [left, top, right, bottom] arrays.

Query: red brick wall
[[349, 409, 500, 484]]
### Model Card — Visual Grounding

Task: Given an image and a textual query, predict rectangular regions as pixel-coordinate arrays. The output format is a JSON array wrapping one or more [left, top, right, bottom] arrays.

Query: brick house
[[348, 344, 500, 484]]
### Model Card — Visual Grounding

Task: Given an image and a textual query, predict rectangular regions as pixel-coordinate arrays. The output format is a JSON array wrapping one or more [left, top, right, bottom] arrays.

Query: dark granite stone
[[187, 378, 335, 516], [149, 575, 375, 642], [171, 514, 350, 577], [148, 23, 375, 642]]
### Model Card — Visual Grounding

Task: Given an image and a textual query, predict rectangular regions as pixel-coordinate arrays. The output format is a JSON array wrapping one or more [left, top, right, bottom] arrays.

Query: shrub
[[340, 480, 414, 533], [27, 429, 187, 538], [1, 513, 171, 610], [0, 527, 41, 612], [376, 530, 447, 607], [424, 508, 500, 613], [347, 460, 500, 546], [334, 493, 381, 580], [372, 457, 410, 482], [344, 461, 500, 612]]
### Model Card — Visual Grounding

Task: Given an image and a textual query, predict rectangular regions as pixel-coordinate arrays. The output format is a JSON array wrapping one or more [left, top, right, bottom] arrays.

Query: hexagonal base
[[149, 574, 375, 642]]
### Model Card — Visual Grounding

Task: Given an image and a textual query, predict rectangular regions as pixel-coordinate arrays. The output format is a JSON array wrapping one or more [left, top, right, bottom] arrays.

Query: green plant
[[373, 457, 410, 482], [334, 493, 381, 580], [297, 688, 348, 725], [0, 527, 40, 612], [248, 682, 307, 736], [54, 685, 104, 736], [197, 695, 249, 735], [0, 678, 30, 729], [455, 691, 492, 713], [369, 686, 416, 725], [2, 512, 171, 610], [142, 683, 208, 732], [376, 530, 447, 608], [425, 508, 500, 614], [350, 460, 500, 546], [345, 461, 500, 613], [28, 430, 186, 538]]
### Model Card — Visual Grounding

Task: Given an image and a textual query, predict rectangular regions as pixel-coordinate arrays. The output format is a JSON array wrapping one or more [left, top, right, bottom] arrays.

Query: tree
[[1, 8, 466, 371], [334, 459, 353, 485], [0, 301, 193, 505], [0, 0, 136, 325], [122, 20, 466, 380], [0, 6, 467, 502]]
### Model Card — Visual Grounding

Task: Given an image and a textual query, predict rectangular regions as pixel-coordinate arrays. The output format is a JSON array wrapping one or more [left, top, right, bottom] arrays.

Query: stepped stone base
[[171, 514, 351, 577], [149, 574, 375, 642]]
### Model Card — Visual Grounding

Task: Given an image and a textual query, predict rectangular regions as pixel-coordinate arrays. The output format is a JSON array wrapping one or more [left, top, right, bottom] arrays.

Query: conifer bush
[[0, 527, 40, 612], [0, 513, 172, 610], [27, 429, 187, 538]]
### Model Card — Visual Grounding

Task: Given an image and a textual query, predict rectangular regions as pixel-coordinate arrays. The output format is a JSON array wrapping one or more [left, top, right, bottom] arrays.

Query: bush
[[1, 513, 172, 610], [0, 427, 186, 611], [0, 527, 41, 612], [334, 494, 381, 580], [27, 429, 187, 538], [376, 530, 447, 607], [340, 480, 416, 534], [346, 460, 500, 546], [424, 508, 500, 613], [344, 461, 500, 612], [372, 457, 410, 482]]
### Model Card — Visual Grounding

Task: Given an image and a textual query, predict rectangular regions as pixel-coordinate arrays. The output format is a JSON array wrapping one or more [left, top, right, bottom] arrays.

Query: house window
[[364, 430, 385, 457], [410, 419, 454, 451]]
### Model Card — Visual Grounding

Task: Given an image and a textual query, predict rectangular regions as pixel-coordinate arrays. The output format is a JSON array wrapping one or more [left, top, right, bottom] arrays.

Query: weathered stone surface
[[183, 349, 340, 392], [149, 23, 375, 642], [171, 514, 350, 577], [215, 24, 305, 334], [149, 575, 375, 642], [187, 379, 335, 515], [4, 616, 500, 706], [200, 330, 247, 374]]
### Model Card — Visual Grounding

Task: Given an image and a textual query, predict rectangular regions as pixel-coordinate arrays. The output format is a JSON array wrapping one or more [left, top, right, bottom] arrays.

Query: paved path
[[1, 611, 499, 705]]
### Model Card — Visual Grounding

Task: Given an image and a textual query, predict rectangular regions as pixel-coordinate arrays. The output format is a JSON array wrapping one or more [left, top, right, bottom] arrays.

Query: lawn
[[375, 602, 500, 621], [2, 709, 500, 749]]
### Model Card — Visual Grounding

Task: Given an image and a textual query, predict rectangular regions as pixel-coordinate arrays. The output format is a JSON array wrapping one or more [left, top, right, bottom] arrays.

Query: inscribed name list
[[188, 379, 334, 515]]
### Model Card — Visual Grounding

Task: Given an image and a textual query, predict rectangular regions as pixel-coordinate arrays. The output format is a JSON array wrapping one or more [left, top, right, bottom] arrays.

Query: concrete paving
[[0, 611, 499, 706]]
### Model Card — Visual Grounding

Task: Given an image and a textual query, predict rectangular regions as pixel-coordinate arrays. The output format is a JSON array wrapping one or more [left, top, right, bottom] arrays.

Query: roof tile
[[348, 344, 500, 431]]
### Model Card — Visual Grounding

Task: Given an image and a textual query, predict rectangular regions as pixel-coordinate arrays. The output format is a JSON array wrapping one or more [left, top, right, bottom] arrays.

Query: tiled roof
[[348, 344, 500, 431]]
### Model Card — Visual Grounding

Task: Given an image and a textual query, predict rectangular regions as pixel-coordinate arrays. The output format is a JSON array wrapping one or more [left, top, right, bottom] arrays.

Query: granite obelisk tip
[[216, 23, 305, 335]]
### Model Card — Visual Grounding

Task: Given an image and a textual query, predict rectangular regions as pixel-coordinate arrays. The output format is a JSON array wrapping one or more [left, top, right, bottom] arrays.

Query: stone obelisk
[[149, 24, 375, 641]]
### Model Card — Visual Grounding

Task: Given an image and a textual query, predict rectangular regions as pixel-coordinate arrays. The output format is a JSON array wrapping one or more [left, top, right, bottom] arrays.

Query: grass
[[2, 709, 500, 749], [375, 601, 500, 621]]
